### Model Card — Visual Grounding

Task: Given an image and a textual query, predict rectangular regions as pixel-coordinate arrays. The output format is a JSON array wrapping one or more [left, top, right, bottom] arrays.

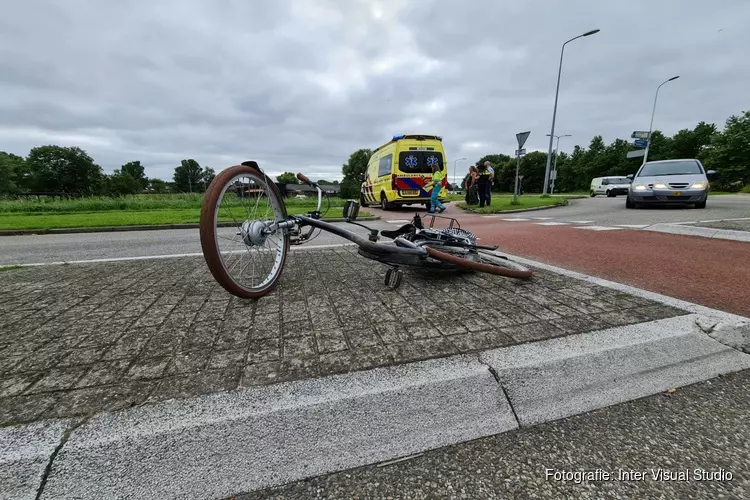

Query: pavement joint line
[[34, 417, 89, 500], [1, 243, 359, 268]]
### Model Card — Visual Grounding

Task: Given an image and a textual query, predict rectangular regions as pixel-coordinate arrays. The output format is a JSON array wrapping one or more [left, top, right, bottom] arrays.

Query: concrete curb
[[643, 222, 750, 242], [0, 217, 381, 237], [39, 357, 515, 500], [480, 314, 750, 426]]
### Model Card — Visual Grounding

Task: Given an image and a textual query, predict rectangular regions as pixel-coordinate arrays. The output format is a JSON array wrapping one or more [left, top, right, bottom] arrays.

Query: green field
[[455, 194, 582, 214], [0, 194, 368, 230]]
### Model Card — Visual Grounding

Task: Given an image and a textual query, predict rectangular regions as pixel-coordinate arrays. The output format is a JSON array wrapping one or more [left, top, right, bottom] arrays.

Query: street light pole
[[453, 157, 466, 188], [546, 133, 571, 194], [543, 29, 600, 194], [642, 75, 679, 165]]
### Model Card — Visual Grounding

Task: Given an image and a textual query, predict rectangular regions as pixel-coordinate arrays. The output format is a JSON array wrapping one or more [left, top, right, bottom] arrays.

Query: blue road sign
[[634, 139, 649, 148]]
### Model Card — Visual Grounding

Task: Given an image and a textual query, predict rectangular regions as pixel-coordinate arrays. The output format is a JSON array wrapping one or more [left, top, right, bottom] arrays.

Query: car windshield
[[606, 177, 630, 184], [639, 161, 703, 177]]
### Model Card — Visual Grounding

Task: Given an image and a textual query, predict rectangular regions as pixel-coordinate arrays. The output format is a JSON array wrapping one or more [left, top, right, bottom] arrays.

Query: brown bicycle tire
[[424, 246, 533, 279], [199, 164, 290, 299]]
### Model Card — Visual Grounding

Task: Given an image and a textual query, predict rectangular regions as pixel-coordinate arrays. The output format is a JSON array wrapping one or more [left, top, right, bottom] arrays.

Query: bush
[[741, 185, 750, 193]]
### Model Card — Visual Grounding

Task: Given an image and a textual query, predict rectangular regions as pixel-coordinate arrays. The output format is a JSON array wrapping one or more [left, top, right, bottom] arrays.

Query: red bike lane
[[368, 205, 750, 317], [469, 219, 750, 317]]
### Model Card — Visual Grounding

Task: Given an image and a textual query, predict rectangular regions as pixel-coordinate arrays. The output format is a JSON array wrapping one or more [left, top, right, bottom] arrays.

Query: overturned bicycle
[[199, 161, 533, 298]]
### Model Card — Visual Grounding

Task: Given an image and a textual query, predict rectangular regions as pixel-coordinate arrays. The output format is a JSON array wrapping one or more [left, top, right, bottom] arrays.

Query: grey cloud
[[1, 0, 749, 181]]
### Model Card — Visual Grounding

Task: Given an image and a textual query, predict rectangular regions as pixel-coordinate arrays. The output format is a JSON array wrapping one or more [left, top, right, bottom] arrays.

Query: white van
[[589, 176, 631, 197]]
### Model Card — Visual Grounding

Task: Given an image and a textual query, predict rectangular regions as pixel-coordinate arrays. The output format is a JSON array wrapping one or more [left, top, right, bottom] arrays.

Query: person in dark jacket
[[476, 163, 492, 208]]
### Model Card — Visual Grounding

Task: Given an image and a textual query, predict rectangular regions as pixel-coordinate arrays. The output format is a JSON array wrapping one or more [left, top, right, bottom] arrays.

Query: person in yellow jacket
[[424, 163, 446, 213]]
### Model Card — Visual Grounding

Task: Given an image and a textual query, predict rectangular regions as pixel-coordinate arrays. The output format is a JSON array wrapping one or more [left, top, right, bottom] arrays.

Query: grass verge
[[0, 265, 24, 272], [0, 207, 371, 231], [456, 195, 581, 214]]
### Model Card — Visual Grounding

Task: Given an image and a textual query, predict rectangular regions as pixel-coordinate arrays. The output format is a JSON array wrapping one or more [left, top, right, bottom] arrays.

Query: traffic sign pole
[[513, 132, 530, 204]]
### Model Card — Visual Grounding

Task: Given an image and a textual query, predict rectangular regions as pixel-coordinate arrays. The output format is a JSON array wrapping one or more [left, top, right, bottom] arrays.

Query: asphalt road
[[0, 221, 393, 266], [536, 193, 750, 225], [240, 370, 750, 500]]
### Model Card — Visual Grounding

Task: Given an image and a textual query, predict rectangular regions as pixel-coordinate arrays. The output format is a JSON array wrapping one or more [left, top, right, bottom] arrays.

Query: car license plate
[[674, 192, 681, 196], [401, 190, 419, 196]]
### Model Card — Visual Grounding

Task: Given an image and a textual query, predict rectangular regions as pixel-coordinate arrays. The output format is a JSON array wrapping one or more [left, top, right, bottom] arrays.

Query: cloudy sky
[[1, 0, 748, 182]]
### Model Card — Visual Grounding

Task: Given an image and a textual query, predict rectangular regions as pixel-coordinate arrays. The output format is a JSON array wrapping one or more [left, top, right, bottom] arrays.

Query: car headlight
[[633, 184, 648, 191], [691, 181, 706, 189], [652, 182, 668, 189]]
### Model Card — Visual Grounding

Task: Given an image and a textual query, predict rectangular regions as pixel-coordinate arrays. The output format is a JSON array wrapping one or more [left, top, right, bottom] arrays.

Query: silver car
[[626, 159, 716, 209]]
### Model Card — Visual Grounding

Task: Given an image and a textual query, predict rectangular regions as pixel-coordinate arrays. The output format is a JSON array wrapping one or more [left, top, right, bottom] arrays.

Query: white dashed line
[[574, 226, 625, 231], [567, 220, 594, 224], [617, 224, 650, 229], [385, 220, 410, 224], [535, 222, 570, 226], [532, 217, 554, 220], [500, 218, 532, 222]]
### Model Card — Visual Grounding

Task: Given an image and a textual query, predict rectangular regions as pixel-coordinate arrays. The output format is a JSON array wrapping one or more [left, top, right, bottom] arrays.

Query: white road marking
[[500, 218, 531, 222], [617, 224, 650, 229], [386, 220, 410, 224], [567, 220, 594, 224], [2, 243, 358, 268], [535, 222, 569, 226], [574, 226, 625, 231], [531, 217, 553, 220]]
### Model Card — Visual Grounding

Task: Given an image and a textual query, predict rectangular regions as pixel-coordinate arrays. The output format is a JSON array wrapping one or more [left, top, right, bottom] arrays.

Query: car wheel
[[424, 202, 431, 210], [625, 196, 635, 209], [380, 193, 391, 210], [590, 190, 596, 197], [606, 190, 613, 197], [360, 193, 369, 207], [694, 200, 707, 209]]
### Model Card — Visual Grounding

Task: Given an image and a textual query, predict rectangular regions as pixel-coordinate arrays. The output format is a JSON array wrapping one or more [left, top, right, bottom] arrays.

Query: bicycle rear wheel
[[199, 164, 290, 298], [424, 247, 533, 279]]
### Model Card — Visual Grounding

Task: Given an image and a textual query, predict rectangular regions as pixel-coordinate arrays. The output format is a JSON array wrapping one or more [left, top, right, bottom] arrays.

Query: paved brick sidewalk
[[0, 247, 686, 427]]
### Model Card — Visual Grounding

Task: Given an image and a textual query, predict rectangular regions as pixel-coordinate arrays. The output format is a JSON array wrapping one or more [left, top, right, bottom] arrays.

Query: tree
[[104, 169, 140, 196], [148, 178, 170, 193], [202, 167, 216, 189], [0, 152, 25, 194], [120, 161, 148, 190], [25, 145, 103, 194], [340, 149, 372, 199], [276, 172, 298, 184], [173, 159, 204, 193], [704, 111, 750, 191], [317, 179, 334, 185]]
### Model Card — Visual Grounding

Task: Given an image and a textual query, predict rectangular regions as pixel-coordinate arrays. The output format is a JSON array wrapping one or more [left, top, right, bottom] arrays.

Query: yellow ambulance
[[360, 134, 449, 210]]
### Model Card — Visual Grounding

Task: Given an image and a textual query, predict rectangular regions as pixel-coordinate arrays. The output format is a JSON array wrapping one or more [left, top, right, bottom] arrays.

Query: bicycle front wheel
[[424, 247, 533, 279], [199, 164, 290, 298]]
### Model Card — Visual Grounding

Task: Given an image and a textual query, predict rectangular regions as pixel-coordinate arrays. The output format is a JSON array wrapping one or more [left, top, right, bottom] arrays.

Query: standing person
[[484, 161, 495, 204], [425, 163, 446, 213], [476, 162, 492, 208], [465, 165, 479, 205]]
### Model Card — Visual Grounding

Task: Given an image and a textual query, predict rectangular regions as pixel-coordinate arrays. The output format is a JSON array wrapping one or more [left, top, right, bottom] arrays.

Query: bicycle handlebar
[[296, 172, 322, 214], [296, 173, 314, 186]]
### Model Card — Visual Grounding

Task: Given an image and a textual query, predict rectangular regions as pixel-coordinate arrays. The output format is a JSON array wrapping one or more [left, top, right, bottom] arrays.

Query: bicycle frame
[[285, 179, 430, 261]]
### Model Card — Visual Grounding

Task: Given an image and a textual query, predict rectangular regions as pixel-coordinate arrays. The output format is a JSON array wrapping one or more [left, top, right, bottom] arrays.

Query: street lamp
[[453, 157, 467, 188], [642, 75, 679, 165], [546, 133, 571, 194], [543, 28, 600, 194]]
